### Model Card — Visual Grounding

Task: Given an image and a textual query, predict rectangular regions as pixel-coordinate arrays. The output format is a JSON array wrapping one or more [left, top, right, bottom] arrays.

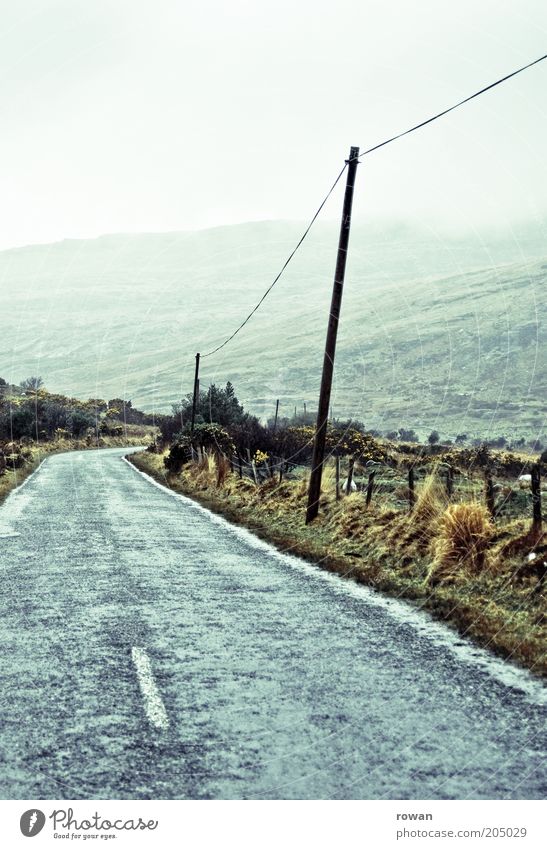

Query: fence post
[[485, 472, 496, 518], [216, 452, 222, 487], [251, 460, 259, 485], [279, 458, 284, 484], [408, 467, 416, 512], [446, 465, 454, 498], [237, 453, 243, 479], [366, 470, 376, 507], [531, 464, 542, 529], [335, 456, 340, 501], [345, 457, 355, 495]]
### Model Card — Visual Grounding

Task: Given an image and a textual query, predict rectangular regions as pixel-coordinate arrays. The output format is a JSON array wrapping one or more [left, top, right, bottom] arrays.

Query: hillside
[[0, 220, 545, 440]]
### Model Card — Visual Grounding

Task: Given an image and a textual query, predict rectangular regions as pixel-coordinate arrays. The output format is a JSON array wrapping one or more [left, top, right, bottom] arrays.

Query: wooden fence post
[[335, 456, 340, 501], [408, 467, 416, 512], [345, 457, 355, 495], [237, 453, 243, 479], [446, 465, 454, 498], [366, 470, 376, 507], [216, 452, 222, 487], [485, 472, 496, 518], [279, 459, 284, 484], [531, 464, 542, 529]]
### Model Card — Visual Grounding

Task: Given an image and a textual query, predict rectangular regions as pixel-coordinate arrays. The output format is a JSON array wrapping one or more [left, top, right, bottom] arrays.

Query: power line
[[356, 51, 547, 161], [201, 162, 348, 358], [203, 51, 547, 359]]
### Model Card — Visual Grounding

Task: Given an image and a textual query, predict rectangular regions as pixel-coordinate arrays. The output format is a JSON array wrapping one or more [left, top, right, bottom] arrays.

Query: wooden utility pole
[[273, 399, 279, 434], [306, 146, 359, 523], [190, 352, 200, 434]]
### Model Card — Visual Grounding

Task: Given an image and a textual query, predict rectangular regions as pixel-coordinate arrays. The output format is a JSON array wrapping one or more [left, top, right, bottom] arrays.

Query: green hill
[[0, 220, 545, 440]]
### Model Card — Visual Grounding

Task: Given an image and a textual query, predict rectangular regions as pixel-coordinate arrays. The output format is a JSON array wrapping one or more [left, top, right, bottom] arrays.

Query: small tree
[[398, 428, 419, 443], [428, 430, 440, 446], [68, 409, 95, 437], [20, 376, 43, 392]]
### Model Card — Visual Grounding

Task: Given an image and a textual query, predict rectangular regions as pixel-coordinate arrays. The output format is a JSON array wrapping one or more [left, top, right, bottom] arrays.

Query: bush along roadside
[[129, 448, 547, 678]]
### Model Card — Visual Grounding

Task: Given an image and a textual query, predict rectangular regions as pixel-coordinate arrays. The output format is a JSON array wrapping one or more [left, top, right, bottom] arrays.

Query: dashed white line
[[131, 646, 169, 730]]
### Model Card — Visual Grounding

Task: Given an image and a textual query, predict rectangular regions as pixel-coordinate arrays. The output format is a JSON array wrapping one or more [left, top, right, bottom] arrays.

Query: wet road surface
[[0, 448, 545, 799]]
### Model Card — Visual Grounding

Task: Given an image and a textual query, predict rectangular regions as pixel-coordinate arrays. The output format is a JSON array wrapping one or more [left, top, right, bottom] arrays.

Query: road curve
[[0, 447, 545, 800]]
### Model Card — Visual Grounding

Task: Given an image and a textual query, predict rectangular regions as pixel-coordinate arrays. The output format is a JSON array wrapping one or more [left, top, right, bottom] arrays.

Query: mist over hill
[[0, 219, 545, 440]]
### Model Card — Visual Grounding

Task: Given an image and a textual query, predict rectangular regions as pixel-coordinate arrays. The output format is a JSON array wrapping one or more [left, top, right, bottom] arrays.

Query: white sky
[[0, 0, 546, 250]]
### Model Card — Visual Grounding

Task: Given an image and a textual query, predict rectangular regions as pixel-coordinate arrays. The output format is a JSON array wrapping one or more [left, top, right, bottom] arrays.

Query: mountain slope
[[0, 220, 545, 439]]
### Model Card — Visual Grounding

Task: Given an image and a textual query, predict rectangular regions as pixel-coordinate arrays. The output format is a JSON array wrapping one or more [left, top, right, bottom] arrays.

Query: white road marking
[[131, 646, 169, 730]]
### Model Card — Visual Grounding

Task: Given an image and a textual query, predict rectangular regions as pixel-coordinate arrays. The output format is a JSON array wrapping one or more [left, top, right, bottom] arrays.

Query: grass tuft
[[429, 502, 494, 584]]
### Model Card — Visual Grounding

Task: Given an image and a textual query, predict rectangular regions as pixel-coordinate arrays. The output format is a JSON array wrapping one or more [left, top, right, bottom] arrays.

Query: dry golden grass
[[428, 502, 494, 584], [411, 470, 447, 527]]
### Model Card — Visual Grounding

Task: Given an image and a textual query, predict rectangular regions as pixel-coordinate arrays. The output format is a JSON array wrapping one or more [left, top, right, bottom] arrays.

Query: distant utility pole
[[273, 399, 279, 434], [306, 145, 359, 524], [190, 352, 200, 434]]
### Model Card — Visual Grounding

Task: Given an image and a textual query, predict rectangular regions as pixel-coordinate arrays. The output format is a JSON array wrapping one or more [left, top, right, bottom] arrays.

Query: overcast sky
[[0, 0, 546, 250]]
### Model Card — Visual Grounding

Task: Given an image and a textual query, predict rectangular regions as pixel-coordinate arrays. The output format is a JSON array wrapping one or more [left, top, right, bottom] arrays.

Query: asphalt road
[[0, 447, 545, 800]]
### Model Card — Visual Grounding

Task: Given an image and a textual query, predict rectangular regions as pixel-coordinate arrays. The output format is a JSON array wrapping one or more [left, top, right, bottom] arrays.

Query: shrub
[[192, 422, 234, 455], [164, 438, 192, 474]]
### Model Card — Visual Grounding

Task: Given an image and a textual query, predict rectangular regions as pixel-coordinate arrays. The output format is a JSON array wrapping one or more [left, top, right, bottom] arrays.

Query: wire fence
[[183, 446, 544, 528]]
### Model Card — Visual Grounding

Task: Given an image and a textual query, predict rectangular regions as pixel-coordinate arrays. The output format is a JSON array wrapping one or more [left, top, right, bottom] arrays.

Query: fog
[[0, 0, 546, 251]]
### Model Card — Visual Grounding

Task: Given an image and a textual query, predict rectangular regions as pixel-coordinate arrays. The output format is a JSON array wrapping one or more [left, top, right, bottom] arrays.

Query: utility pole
[[273, 399, 279, 434], [306, 145, 359, 523], [190, 352, 200, 434]]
